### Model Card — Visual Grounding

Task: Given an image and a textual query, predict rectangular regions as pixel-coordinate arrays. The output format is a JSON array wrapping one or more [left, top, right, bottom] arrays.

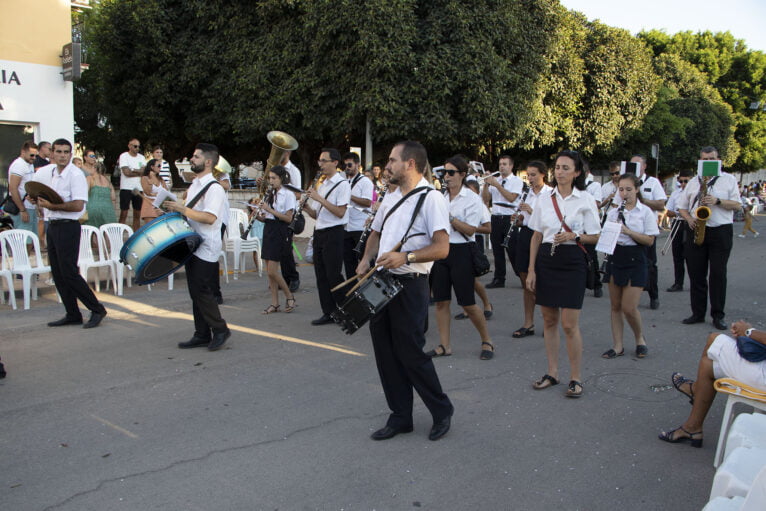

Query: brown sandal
[[285, 298, 297, 313], [262, 304, 280, 314]]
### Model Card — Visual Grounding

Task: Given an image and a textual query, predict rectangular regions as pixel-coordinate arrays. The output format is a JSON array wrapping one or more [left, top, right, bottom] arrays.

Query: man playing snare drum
[[165, 143, 230, 351]]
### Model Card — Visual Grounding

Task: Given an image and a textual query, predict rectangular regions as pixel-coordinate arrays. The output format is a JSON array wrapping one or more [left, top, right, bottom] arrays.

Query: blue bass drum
[[119, 212, 202, 285]]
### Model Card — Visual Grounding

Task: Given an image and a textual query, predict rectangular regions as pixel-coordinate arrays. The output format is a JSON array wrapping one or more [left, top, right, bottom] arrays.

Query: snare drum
[[119, 212, 202, 285], [331, 270, 403, 334]]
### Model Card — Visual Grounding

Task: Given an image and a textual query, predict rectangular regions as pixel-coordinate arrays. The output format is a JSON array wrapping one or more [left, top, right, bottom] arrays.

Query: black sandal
[[658, 426, 703, 448], [262, 304, 280, 314], [426, 344, 452, 358], [565, 380, 583, 398], [636, 344, 648, 358], [285, 298, 297, 313], [601, 348, 624, 359], [480, 342, 494, 360], [512, 326, 535, 338], [533, 374, 559, 390], [672, 372, 695, 404]]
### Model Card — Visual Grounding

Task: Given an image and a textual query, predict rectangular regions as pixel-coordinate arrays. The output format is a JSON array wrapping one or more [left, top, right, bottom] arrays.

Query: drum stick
[[331, 274, 359, 292], [345, 241, 404, 296]]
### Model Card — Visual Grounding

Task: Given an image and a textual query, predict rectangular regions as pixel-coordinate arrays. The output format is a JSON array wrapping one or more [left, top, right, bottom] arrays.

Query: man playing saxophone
[[677, 146, 742, 330]]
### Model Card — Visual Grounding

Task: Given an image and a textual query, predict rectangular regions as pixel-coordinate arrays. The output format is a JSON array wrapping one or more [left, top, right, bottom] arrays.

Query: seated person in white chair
[[659, 321, 766, 447]]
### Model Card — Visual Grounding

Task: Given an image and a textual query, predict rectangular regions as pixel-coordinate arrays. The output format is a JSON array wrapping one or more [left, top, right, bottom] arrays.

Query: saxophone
[[693, 176, 712, 246]]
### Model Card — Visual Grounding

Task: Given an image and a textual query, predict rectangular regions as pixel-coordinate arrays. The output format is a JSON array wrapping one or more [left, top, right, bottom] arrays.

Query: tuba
[[259, 131, 298, 196], [693, 176, 711, 246]]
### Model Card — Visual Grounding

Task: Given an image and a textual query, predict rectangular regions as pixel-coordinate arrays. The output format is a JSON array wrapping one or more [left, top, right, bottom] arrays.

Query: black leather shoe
[[215, 295, 223, 305], [178, 336, 210, 349], [370, 425, 413, 441], [650, 299, 660, 310], [666, 284, 683, 292], [48, 316, 83, 327], [485, 280, 504, 289], [208, 329, 231, 351], [429, 416, 452, 441], [593, 288, 603, 298], [83, 311, 106, 329], [289, 279, 300, 292], [682, 315, 705, 325], [713, 318, 728, 331], [311, 314, 334, 325]]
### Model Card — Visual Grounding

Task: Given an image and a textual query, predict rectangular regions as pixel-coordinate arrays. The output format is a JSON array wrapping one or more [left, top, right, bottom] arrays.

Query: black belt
[[491, 214, 511, 218], [315, 224, 344, 232], [393, 272, 427, 281], [49, 219, 79, 224]]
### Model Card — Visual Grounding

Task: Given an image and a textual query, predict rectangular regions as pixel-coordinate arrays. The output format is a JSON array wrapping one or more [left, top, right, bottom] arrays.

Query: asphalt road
[[1, 219, 764, 511]]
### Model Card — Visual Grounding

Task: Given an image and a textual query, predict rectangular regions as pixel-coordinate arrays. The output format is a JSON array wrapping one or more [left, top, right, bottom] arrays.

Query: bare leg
[[132, 209, 140, 232], [560, 308, 583, 383], [119, 209, 129, 225], [435, 300, 452, 353], [266, 260, 293, 306], [474, 280, 491, 312], [519, 272, 535, 328], [540, 305, 560, 379], [609, 279, 624, 353], [620, 285, 645, 346], [463, 304, 491, 344]]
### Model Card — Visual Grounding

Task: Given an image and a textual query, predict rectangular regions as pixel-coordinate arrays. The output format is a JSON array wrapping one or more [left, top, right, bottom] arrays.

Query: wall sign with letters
[[1, 69, 21, 85]]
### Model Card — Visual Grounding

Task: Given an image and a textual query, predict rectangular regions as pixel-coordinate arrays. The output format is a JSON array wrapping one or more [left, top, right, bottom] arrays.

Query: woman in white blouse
[[601, 173, 659, 359], [526, 150, 601, 397], [257, 166, 297, 314], [428, 156, 494, 360]]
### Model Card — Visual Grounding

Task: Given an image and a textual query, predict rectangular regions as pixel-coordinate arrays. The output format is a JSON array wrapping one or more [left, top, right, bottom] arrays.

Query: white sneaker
[[737, 234, 745, 238], [756, 232, 760, 237], [45, 278, 55, 286]]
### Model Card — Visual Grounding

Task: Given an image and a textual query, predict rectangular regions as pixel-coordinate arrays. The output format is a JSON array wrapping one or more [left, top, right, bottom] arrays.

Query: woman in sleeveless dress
[[84, 149, 117, 228]]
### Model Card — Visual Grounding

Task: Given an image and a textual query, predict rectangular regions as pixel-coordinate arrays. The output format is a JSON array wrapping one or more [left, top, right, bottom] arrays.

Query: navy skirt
[[534, 243, 587, 310], [604, 244, 648, 288]]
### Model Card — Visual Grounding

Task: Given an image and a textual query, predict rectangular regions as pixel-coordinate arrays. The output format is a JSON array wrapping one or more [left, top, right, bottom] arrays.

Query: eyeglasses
[[130, 144, 140, 148], [610, 172, 620, 176], [87, 154, 96, 159], [317, 159, 333, 164], [344, 163, 355, 168]]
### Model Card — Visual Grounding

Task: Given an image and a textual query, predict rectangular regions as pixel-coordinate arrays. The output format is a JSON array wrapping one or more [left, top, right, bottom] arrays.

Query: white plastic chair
[[714, 378, 766, 467], [0, 229, 51, 309], [0, 267, 17, 309], [225, 208, 262, 279], [99, 223, 134, 296], [78, 225, 117, 293], [720, 413, 766, 466], [709, 446, 766, 500]]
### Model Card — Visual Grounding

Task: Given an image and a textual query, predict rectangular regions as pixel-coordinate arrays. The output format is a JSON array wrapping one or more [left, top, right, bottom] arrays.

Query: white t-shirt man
[[8, 156, 36, 212], [118, 152, 146, 191]]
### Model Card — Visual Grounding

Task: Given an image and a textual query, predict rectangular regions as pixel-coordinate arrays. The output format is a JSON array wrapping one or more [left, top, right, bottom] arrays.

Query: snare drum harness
[[379, 186, 432, 258]]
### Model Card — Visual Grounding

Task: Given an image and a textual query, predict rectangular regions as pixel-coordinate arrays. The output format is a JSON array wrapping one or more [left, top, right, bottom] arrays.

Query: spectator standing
[[118, 138, 145, 232]]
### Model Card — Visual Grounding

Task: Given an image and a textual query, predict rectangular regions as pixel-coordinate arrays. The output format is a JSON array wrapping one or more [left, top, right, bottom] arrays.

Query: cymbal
[[25, 182, 64, 205]]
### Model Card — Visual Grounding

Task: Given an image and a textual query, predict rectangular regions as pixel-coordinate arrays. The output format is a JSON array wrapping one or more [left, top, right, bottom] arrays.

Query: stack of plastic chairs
[[99, 223, 133, 296], [0, 229, 51, 309], [225, 208, 262, 279], [78, 225, 117, 293]]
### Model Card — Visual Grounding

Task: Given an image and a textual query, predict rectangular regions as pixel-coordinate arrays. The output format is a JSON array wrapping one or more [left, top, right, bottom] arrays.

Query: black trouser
[[490, 215, 512, 281], [213, 224, 226, 300], [370, 275, 453, 428], [585, 243, 602, 291], [644, 238, 658, 300], [47, 220, 106, 319], [343, 230, 363, 281], [670, 220, 686, 286], [684, 223, 733, 320], [186, 255, 228, 338], [280, 232, 299, 284], [313, 225, 345, 315]]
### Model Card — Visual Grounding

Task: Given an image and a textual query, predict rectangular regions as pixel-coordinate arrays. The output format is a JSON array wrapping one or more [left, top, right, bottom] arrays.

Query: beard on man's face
[[190, 161, 204, 174]]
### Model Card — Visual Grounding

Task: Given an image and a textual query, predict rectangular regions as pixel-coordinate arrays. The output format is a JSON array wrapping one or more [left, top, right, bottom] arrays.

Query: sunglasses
[[87, 154, 96, 158], [609, 172, 620, 176], [345, 163, 355, 168], [445, 169, 462, 176], [317, 159, 333, 164], [678, 179, 689, 184], [130, 145, 140, 148]]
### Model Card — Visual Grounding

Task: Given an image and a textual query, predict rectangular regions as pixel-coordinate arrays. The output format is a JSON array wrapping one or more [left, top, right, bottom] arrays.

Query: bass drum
[[119, 212, 202, 285]]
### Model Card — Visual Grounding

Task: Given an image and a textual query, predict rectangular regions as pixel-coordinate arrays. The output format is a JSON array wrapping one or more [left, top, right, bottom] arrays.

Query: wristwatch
[[574, 234, 581, 243], [716, 198, 722, 205], [406, 251, 417, 263], [745, 328, 755, 337]]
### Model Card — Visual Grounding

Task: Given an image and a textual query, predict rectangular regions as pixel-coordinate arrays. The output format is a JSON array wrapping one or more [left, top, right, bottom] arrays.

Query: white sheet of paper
[[596, 221, 621, 255], [152, 188, 178, 208]]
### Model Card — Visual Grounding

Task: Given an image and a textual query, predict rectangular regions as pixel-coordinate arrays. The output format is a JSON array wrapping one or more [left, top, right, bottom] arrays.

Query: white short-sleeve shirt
[[118, 152, 146, 191], [489, 174, 524, 215], [372, 178, 448, 275], [315, 171, 351, 229], [678, 173, 740, 227], [528, 187, 601, 244], [520, 184, 553, 227], [8, 156, 36, 210], [607, 201, 660, 246], [263, 186, 297, 220], [585, 177, 603, 203], [446, 186, 482, 243], [346, 173, 374, 232], [32, 163, 88, 220], [186, 173, 225, 262], [639, 175, 668, 203], [285, 160, 302, 190]]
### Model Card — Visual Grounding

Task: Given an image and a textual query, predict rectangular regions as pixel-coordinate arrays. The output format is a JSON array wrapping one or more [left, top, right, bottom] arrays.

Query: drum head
[[134, 235, 201, 285]]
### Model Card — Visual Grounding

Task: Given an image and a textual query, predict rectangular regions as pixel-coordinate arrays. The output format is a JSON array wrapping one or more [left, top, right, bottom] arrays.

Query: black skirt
[[512, 226, 534, 276], [262, 219, 291, 262], [534, 243, 587, 309], [604, 244, 648, 288]]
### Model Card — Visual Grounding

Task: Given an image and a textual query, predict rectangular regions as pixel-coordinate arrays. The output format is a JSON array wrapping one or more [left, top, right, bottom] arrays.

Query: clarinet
[[241, 185, 274, 240], [288, 173, 322, 231], [501, 184, 529, 248], [354, 183, 388, 254], [599, 199, 626, 274]]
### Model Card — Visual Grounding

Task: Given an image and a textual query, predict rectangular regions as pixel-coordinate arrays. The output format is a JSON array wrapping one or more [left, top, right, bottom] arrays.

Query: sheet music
[[152, 188, 178, 208], [596, 221, 621, 255]]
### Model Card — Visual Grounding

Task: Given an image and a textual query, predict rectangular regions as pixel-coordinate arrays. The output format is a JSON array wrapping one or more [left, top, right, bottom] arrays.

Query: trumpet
[[661, 217, 683, 255], [501, 183, 529, 248], [354, 183, 388, 254], [477, 172, 501, 187]]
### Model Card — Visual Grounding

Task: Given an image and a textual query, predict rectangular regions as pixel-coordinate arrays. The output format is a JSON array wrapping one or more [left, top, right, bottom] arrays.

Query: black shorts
[[604, 244, 648, 288], [119, 189, 142, 211], [431, 243, 476, 306]]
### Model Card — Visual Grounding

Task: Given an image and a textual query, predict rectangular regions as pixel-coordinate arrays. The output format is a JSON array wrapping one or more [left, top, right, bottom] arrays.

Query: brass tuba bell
[[259, 131, 299, 195]]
